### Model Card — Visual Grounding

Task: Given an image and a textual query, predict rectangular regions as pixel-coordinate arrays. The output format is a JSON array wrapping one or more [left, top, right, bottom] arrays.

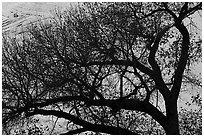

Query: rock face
[[2, 2, 71, 34]]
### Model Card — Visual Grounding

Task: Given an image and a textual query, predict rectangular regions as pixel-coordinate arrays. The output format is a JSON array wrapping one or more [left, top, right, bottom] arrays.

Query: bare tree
[[2, 2, 202, 135]]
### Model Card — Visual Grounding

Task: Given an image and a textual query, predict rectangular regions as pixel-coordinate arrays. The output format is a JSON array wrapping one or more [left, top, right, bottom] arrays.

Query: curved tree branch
[[171, 20, 190, 98], [88, 99, 167, 131], [148, 25, 173, 100], [162, 3, 178, 20], [30, 109, 137, 135], [163, 2, 191, 99], [4, 93, 167, 133]]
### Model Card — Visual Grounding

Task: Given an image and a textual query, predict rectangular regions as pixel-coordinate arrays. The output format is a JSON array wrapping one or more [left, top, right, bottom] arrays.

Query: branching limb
[[147, 24, 173, 100], [29, 109, 137, 135], [83, 59, 153, 79], [171, 23, 190, 98]]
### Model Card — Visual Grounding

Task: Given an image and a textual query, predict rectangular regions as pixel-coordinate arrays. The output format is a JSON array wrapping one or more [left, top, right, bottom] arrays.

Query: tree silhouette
[[2, 2, 202, 135]]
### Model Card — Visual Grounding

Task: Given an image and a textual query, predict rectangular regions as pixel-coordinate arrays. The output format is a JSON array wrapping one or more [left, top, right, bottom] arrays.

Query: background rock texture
[[2, 2, 71, 33]]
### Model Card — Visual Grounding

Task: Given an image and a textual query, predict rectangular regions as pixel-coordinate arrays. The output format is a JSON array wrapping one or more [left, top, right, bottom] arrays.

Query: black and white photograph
[[2, 1, 202, 135]]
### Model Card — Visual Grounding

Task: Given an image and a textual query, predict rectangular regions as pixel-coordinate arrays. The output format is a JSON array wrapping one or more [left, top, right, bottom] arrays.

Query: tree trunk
[[165, 98, 180, 135]]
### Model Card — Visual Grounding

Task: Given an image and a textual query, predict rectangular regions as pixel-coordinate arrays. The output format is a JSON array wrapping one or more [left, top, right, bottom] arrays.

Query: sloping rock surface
[[2, 2, 71, 34]]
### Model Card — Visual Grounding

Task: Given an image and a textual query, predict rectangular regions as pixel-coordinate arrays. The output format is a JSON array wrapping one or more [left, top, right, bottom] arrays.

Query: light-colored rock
[[2, 2, 72, 34]]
